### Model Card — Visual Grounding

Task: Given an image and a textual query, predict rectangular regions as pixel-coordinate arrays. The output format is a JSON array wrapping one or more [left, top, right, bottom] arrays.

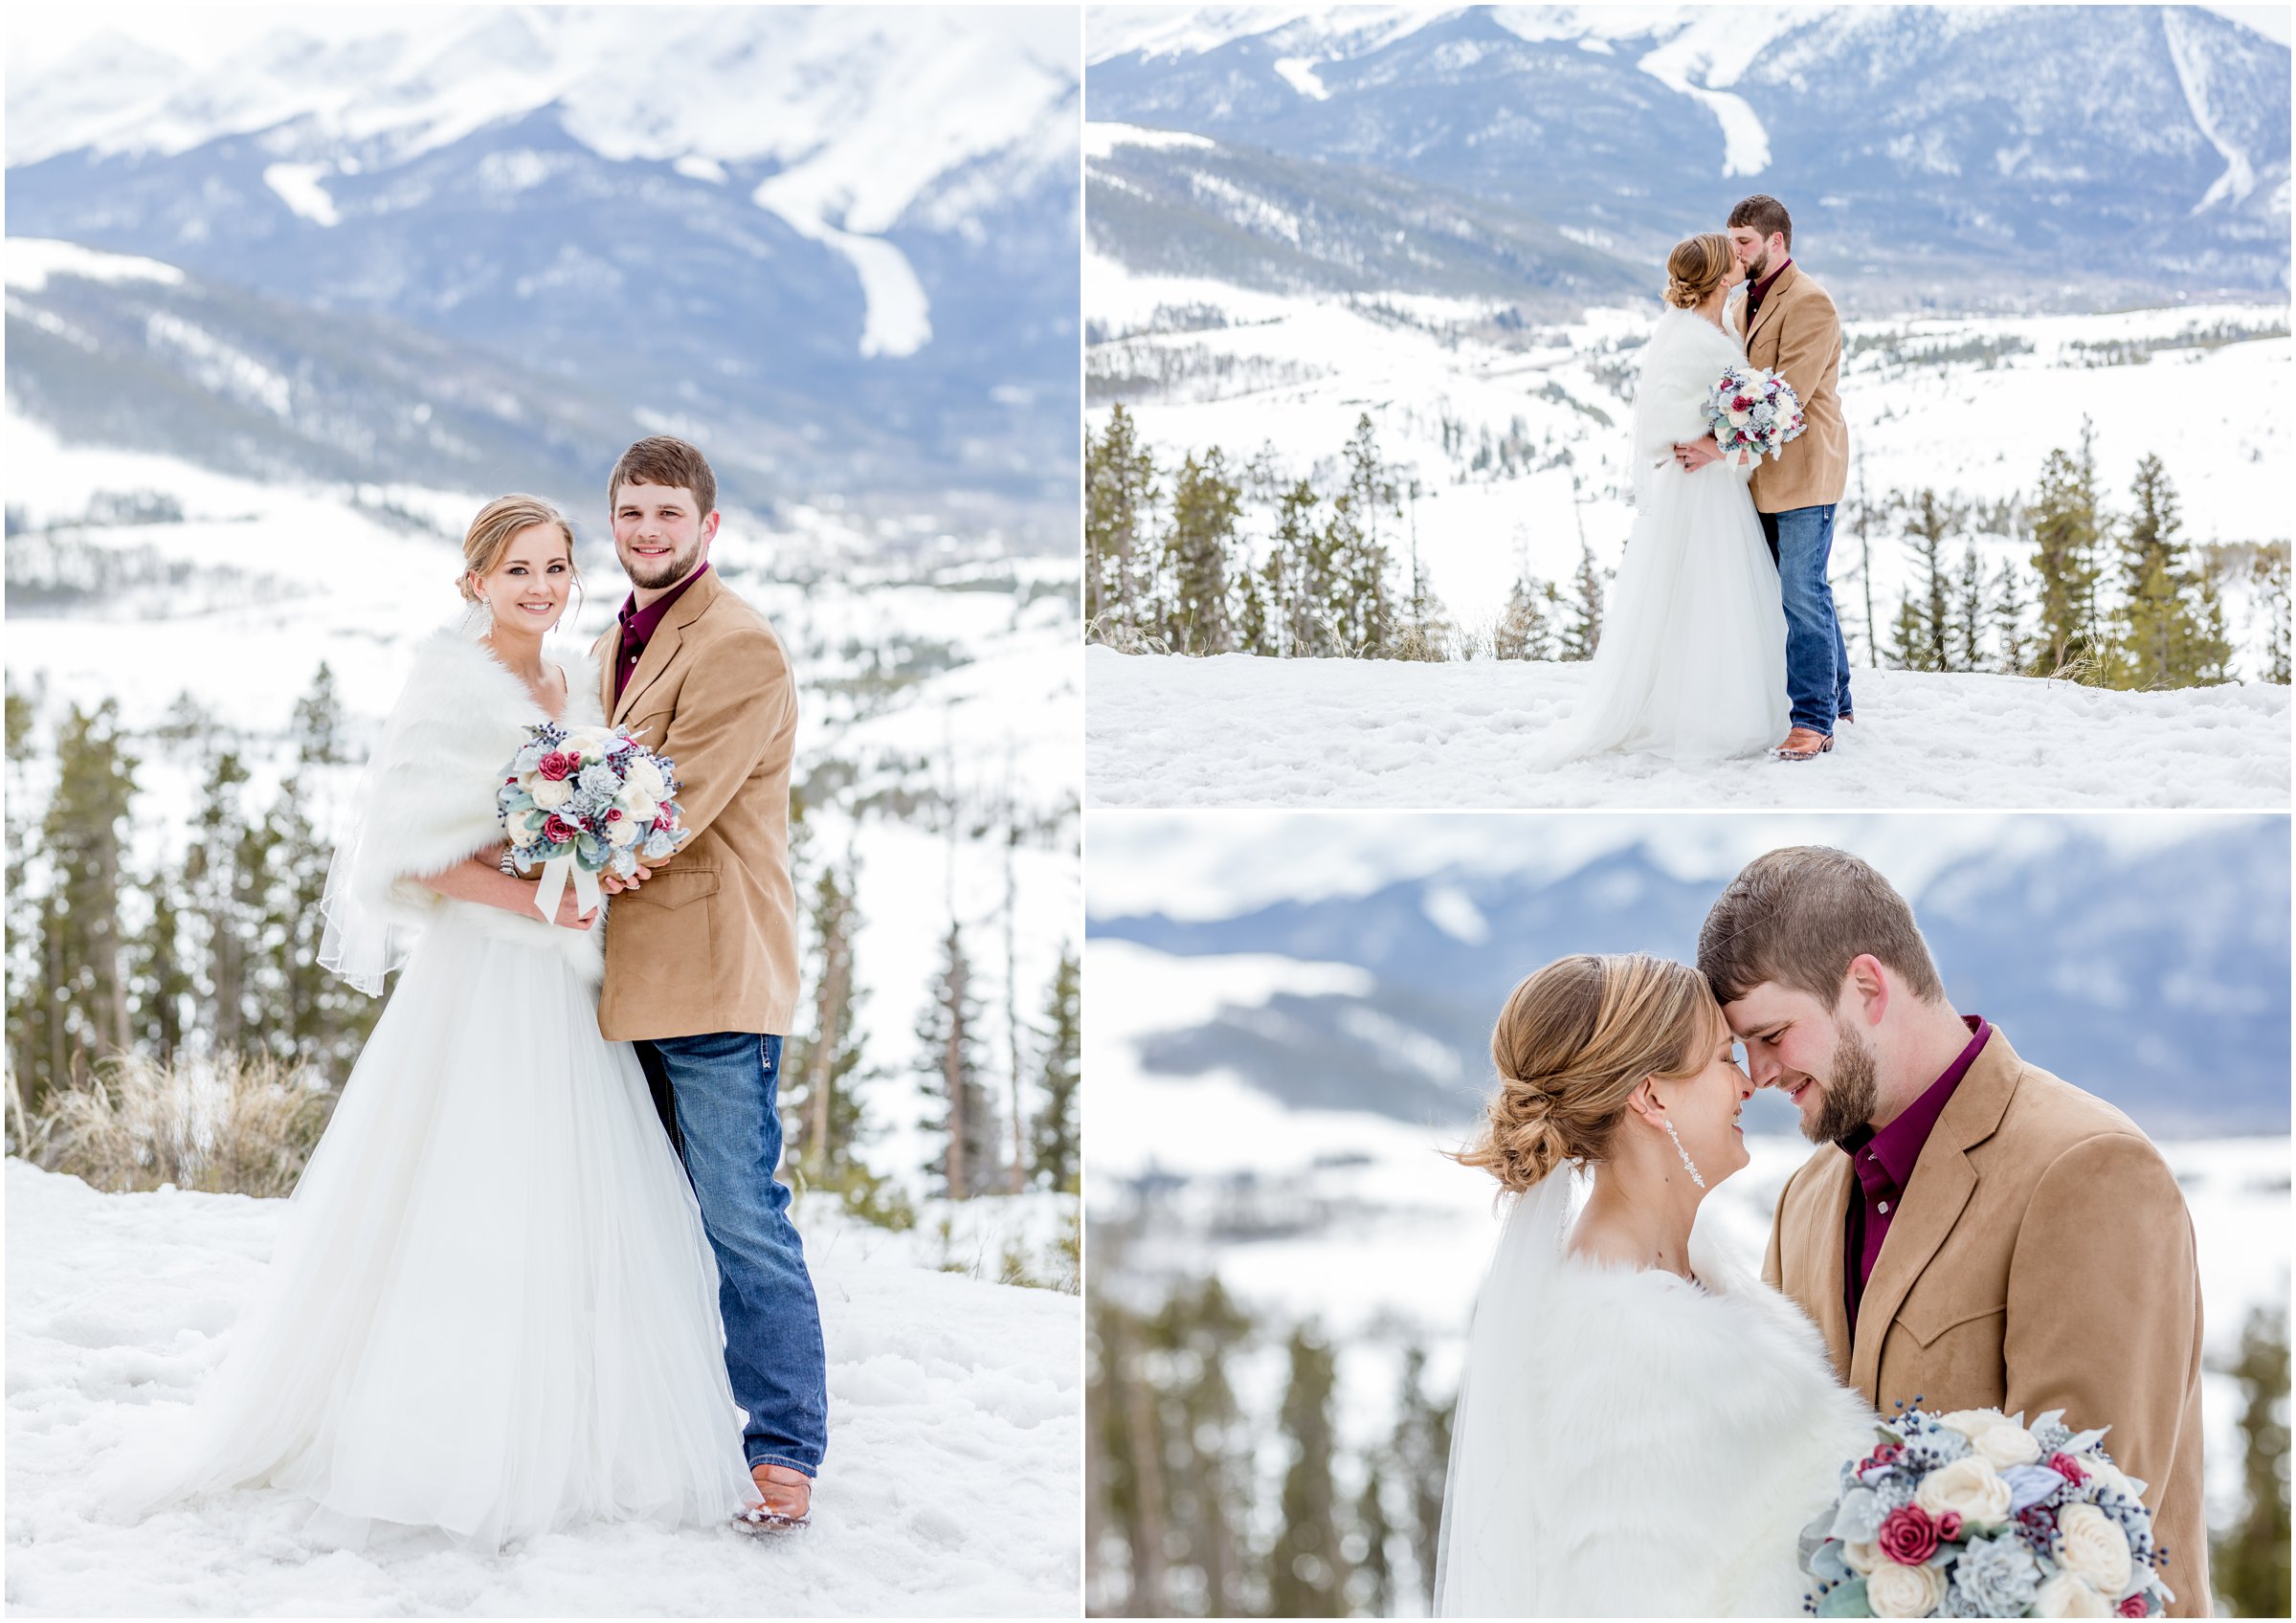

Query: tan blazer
[[1732, 260, 1849, 514], [1765, 1028, 2210, 1616], [591, 567, 800, 1041]]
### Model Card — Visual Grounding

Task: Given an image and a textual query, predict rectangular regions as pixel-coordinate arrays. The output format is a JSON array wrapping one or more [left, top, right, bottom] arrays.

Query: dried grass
[[33, 1050, 336, 1198]]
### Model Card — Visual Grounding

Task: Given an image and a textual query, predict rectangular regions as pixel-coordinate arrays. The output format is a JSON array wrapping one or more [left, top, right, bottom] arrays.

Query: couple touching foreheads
[[1435, 846, 2208, 1617]]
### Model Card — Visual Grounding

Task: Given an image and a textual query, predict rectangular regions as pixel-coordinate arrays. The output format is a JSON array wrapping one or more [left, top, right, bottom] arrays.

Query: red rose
[[1935, 1510, 1963, 1542], [1732, 394, 1755, 411], [2047, 1452, 2087, 1486], [605, 807, 625, 823], [1876, 1504, 1940, 1566], [2116, 1596, 2148, 1618], [543, 814, 577, 844], [654, 809, 676, 832], [537, 752, 572, 782]]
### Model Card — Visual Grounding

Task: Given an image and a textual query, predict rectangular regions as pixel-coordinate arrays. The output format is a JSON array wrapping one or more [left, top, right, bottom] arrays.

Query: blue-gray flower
[[1948, 1533, 2041, 1616], [578, 762, 620, 798]]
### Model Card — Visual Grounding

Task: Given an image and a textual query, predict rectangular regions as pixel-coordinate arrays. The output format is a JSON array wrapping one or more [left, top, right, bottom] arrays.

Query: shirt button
[[1877, 1200, 1890, 1214]]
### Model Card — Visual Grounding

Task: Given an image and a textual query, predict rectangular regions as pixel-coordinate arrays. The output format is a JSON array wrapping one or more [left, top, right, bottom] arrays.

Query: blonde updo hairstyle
[[457, 493, 580, 605], [1456, 953, 1725, 1193], [1662, 232, 1735, 311]]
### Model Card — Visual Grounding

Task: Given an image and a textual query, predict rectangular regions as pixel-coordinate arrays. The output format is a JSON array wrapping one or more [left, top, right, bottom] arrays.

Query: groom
[[1699, 848, 2209, 1615], [1675, 194, 1852, 760], [591, 434, 828, 1528]]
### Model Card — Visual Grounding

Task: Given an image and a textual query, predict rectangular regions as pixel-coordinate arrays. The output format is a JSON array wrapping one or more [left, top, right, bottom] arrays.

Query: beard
[[621, 537, 702, 590], [1804, 1019, 1881, 1145]]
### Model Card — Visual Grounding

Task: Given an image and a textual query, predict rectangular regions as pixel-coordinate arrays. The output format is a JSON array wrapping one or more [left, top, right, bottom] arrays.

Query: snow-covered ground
[[1085, 233, 2291, 672], [1085, 937, 2293, 1577], [1085, 646, 2290, 807], [4, 1160, 1080, 1616]]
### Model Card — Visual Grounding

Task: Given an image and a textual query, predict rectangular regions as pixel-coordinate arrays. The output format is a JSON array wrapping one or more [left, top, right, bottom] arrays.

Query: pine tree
[[18, 702, 139, 1114], [1272, 478, 1337, 657], [790, 851, 871, 1185], [2110, 455, 2230, 689], [1148, 1276, 1255, 1616], [1266, 1323, 1349, 1617], [916, 921, 996, 1199], [1086, 406, 1160, 642], [182, 745, 258, 1056], [5, 681, 47, 1138], [2252, 542, 2290, 684], [1029, 946, 1080, 1192], [1353, 1461, 1396, 1616], [128, 851, 192, 1061], [2028, 423, 2105, 678], [2212, 1306, 2290, 1619], [1953, 543, 1986, 673], [1392, 1344, 1456, 1608], [1162, 450, 1241, 654], [1088, 1289, 1168, 1615], [290, 661, 348, 766], [1890, 490, 1959, 673], [1494, 574, 1558, 661], [1234, 562, 1273, 656], [1990, 557, 2031, 677], [1331, 414, 1398, 656], [1558, 540, 1607, 661], [1889, 591, 1937, 673]]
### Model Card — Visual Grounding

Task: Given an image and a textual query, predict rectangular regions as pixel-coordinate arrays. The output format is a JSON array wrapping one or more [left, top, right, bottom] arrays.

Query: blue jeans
[[1762, 504, 1854, 734], [635, 1032, 828, 1478]]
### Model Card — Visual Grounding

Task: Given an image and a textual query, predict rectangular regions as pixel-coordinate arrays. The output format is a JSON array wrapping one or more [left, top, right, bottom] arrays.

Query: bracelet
[[499, 847, 518, 877]]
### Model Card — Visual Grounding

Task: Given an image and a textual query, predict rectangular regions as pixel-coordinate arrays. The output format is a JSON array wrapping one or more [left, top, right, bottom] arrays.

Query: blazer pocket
[[621, 864, 720, 910], [1894, 1295, 2006, 1349]]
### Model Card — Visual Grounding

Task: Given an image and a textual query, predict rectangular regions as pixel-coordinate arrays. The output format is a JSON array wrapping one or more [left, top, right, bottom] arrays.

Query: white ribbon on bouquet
[[530, 850, 603, 925]]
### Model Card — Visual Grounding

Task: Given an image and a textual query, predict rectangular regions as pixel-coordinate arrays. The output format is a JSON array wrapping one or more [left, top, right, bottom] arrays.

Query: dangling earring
[[1661, 1117, 1706, 1189]]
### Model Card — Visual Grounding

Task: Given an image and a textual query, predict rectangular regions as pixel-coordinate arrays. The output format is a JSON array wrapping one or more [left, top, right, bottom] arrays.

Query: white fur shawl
[[345, 623, 606, 986], [1438, 1198, 1879, 1616], [1630, 305, 1755, 504]]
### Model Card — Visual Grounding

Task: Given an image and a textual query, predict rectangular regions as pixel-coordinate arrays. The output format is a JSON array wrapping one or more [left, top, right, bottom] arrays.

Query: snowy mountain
[[1089, 820, 2292, 1136], [1086, 4, 2292, 309], [7, 8, 1081, 536]]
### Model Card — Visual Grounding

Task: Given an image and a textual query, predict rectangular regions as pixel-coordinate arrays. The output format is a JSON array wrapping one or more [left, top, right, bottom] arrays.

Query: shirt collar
[[1844, 1016, 1990, 1193], [1750, 256, 1794, 303], [616, 559, 710, 643]]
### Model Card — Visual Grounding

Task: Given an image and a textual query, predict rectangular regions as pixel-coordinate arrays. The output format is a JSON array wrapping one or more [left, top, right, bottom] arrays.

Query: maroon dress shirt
[[1841, 1015, 1991, 1333], [611, 561, 710, 707], [1744, 256, 1794, 329]]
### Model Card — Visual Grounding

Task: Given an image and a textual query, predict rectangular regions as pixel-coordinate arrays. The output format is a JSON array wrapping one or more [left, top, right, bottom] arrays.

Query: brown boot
[[1772, 726, 1833, 761], [735, 1462, 814, 1532]]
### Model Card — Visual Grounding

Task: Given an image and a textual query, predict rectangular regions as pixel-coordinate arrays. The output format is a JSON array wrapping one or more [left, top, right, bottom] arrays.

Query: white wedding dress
[[111, 623, 752, 1549], [1546, 304, 1790, 761], [1435, 1170, 1878, 1616]]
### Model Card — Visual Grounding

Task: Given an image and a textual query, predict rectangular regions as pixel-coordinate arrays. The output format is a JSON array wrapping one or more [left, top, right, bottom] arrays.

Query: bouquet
[[497, 723, 688, 923], [1707, 361, 1806, 466], [1800, 1404, 2172, 1618]]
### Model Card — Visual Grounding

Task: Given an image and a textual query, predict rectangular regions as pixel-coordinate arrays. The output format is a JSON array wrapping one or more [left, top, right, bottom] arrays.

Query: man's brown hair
[[1697, 846, 1944, 1007], [1728, 193, 1794, 253], [610, 434, 717, 520]]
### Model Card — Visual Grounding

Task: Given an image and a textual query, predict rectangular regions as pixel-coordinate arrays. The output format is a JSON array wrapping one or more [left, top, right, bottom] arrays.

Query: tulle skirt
[[1547, 460, 1790, 763], [112, 907, 753, 1549]]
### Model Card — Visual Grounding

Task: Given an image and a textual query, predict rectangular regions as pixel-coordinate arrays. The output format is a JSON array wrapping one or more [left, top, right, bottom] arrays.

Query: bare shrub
[[33, 1051, 335, 1198]]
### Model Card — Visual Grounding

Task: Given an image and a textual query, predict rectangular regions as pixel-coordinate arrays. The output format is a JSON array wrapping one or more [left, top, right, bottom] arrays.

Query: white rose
[[510, 817, 544, 849], [608, 814, 641, 847], [627, 760, 666, 798], [1728, 409, 1750, 426], [532, 777, 572, 810], [1937, 1409, 2003, 1440], [1974, 1422, 2041, 1469], [561, 728, 602, 758], [1915, 1455, 2013, 1528], [1865, 1560, 1947, 1618], [2034, 1574, 2114, 1618], [622, 792, 658, 823], [2056, 1503, 2133, 1595], [1843, 1540, 1883, 1575]]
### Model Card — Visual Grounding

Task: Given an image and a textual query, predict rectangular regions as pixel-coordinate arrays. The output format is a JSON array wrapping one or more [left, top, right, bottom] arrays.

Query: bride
[[1435, 954, 1875, 1616], [1546, 234, 1789, 762], [112, 496, 756, 1548]]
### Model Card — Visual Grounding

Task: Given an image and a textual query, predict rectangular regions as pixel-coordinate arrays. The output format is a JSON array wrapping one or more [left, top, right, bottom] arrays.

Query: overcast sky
[[1084, 810, 2275, 919], [8, 3, 2285, 77]]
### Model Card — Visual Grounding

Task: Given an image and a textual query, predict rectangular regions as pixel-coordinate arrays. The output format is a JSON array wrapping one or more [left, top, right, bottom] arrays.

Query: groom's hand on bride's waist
[[1673, 435, 1723, 471]]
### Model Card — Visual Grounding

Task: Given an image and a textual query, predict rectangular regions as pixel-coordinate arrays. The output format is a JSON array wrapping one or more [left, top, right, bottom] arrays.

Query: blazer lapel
[[611, 567, 723, 733], [1847, 1030, 2017, 1399], [1802, 1153, 1856, 1379], [1746, 261, 1797, 359], [594, 623, 622, 719]]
